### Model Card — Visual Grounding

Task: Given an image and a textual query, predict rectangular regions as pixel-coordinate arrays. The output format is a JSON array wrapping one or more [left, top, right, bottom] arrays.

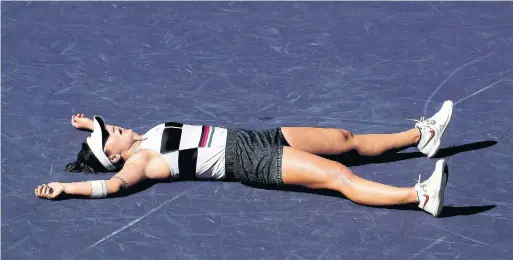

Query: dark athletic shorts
[[225, 127, 290, 186]]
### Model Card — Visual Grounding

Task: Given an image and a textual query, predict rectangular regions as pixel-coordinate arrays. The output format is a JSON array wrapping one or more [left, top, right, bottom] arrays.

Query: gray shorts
[[225, 127, 290, 186]]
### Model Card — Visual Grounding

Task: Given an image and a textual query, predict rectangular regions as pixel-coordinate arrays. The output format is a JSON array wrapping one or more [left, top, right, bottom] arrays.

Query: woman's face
[[104, 125, 135, 158]]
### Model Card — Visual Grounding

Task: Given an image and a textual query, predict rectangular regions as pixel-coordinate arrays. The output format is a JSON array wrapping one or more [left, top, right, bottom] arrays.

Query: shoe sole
[[428, 101, 454, 158], [433, 159, 449, 217]]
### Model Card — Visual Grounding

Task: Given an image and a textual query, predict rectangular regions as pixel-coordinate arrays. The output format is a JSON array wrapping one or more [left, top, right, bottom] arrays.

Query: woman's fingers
[[35, 184, 51, 198], [71, 113, 85, 126], [35, 185, 43, 196]]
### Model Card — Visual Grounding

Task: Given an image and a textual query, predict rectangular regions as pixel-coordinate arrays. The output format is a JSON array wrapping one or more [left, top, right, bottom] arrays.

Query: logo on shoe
[[421, 128, 436, 149], [422, 194, 430, 208]]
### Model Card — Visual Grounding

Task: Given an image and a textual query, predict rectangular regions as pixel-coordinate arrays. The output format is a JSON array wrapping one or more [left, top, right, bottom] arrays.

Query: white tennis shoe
[[415, 159, 448, 217], [412, 100, 453, 158]]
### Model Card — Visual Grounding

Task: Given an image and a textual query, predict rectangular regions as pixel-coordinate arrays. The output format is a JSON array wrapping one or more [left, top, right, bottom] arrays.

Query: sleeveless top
[[135, 122, 228, 180]]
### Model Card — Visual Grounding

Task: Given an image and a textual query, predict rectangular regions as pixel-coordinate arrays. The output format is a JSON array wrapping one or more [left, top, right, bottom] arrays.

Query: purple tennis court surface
[[2, 2, 512, 260]]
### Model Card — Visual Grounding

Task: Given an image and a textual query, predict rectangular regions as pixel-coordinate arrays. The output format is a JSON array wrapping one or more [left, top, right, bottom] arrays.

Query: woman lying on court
[[35, 101, 453, 217]]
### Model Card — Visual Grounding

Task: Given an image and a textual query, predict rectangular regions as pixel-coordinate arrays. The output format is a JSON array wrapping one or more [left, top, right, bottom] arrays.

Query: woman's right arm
[[35, 152, 151, 200]]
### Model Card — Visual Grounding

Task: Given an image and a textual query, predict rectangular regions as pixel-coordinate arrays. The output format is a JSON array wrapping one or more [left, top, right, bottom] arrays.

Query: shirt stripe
[[178, 148, 198, 180], [207, 127, 216, 147], [161, 127, 182, 153]]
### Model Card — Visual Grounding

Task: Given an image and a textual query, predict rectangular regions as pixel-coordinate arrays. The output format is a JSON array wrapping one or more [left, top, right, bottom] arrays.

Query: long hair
[[65, 142, 124, 174]]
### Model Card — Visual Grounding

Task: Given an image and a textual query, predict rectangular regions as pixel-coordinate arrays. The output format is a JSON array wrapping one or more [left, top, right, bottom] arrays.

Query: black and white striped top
[[136, 122, 228, 180]]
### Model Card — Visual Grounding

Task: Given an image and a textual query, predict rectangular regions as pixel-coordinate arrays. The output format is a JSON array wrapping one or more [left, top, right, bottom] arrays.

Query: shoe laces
[[409, 117, 436, 125], [416, 174, 428, 191]]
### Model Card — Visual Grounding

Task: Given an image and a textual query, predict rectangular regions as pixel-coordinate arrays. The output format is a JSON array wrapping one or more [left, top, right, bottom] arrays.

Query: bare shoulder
[[130, 150, 172, 180], [125, 150, 154, 166]]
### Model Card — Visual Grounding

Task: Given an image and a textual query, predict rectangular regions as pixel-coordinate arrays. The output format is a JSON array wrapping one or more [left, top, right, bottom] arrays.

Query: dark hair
[[65, 142, 125, 174]]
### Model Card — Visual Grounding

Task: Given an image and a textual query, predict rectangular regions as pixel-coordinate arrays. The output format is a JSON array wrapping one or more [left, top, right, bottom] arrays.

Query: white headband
[[86, 116, 115, 171]]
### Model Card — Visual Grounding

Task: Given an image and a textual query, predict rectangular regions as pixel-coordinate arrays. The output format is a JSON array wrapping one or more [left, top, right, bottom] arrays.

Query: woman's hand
[[71, 113, 93, 130], [35, 182, 65, 200]]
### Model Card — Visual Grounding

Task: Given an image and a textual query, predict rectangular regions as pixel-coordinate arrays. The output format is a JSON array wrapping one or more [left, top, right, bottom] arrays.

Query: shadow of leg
[[438, 205, 497, 218], [325, 140, 497, 166], [244, 184, 497, 218]]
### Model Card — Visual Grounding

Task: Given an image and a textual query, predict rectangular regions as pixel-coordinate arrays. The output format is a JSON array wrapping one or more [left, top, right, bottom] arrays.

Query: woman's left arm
[[71, 113, 125, 132]]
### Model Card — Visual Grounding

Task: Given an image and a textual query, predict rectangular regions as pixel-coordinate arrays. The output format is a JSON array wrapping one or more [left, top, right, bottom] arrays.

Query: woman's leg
[[280, 146, 448, 216], [281, 127, 420, 156], [281, 100, 453, 158], [281, 146, 418, 206]]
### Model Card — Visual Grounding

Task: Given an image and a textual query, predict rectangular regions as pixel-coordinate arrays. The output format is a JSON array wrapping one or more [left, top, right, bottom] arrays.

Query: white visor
[[86, 116, 115, 171]]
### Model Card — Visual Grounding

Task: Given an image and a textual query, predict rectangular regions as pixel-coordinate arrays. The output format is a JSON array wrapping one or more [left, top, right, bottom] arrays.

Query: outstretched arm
[[71, 113, 123, 132], [35, 154, 148, 200]]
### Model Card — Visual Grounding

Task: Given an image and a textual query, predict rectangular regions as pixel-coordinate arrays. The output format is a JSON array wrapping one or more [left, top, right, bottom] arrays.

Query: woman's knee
[[320, 163, 356, 190], [338, 129, 354, 141], [337, 129, 355, 149]]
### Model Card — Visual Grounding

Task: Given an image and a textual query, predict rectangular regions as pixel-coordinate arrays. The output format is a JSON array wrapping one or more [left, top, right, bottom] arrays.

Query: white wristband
[[89, 180, 108, 198]]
